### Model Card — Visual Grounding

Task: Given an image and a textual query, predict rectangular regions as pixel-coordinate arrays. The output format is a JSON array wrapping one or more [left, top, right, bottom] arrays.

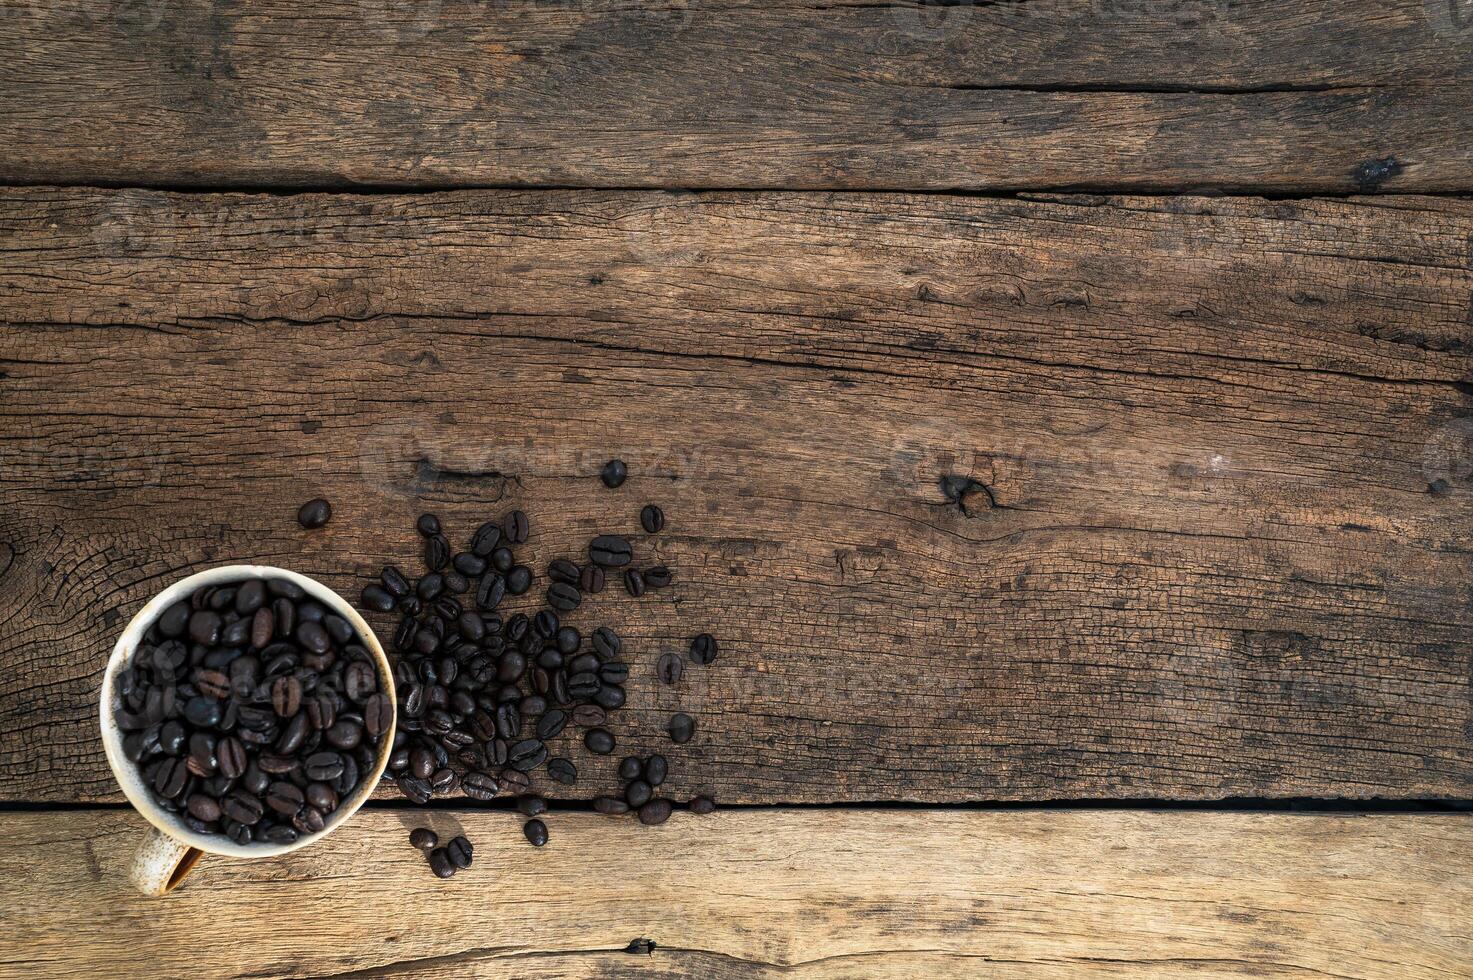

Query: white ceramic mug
[[99, 565, 396, 895]]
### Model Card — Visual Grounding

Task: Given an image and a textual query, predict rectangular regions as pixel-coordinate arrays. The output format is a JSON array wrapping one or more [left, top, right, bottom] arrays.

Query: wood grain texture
[[1, 0, 1471, 192], [2, 808, 1469, 979], [1, 187, 1472, 804]]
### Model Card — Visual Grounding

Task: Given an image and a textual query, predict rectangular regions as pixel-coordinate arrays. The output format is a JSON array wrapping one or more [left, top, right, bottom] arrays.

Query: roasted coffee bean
[[273, 597, 296, 638], [159, 720, 187, 756], [297, 498, 332, 529], [554, 626, 581, 655], [428, 847, 456, 878], [184, 695, 222, 729], [488, 738, 510, 767], [397, 775, 433, 804], [656, 652, 683, 685], [455, 611, 485, 642], [593, 685, 626, 710], [498, 768, 532, 793], [344, 660, 376, 702], [363, 692, 393, 738], [536, 649, 564, 671], [476, 573, 506, 611], [446, 835, 474, 869], [430, 768, 460, 795], [600, 459, 627, 488], [532, 609, 559, 638], [262, 824, 299, 845], [296, 620, 331, 655], [306, 751, 346, 781], [462, 771, 500, 800], [571, 704, 606, 727], [690, 633, 719, 666], [217, 736, 247, 779], [645, 566, 673, 588], [267, 578, 306, 601], [410, 828, 439, 850], [293, 807, 327, 835], [588, 535, 632, 568], [417, 572, 445, 602], [503, 509, 529, 544], [186, 793, 222, 822], [536, 709, 568, 740], [380, 566, 411, 598], [638, 799, 673, 825], [579, 564, 605, 594], [495, 702, 521, 739], [619, 756, 644, 781], [623, 569, 646, 597], [414, 628, 440, 656], [591, 627, 621, 660], [195, 668, 231, 699], [425, 535, 451, 572], [640, 504, 664, 533], [645, 754, 668, 787], [276, 712, 310, 755], [547, 757, 577, 784], [222, 790, 265, 825], [257, 752, 298, 775], [324, 615, 355, 646], [221, 617, 252, 648], [154, 757, 190, 798], [546, 559, 579, 585], [625, 779, 652, 808], [158, 601, 192, 638], [392, 614, 417, 654], [189, 610, 223, 646], [444, 570, 469, 593], [326, 719, 364, 749], [508, 739, 548, 772], [388, 746, 411, 772], [506, 565, 532, 595], [242, 763, 271, 796], [249, 606, 275, 650], [666, 712, 696, 744], [410, 746, 435, 780], [520, 694, 547, 717], [567, 672, 600, 699], [266, 781, 305, 816], [271, 676, 302, 717], [546, 582, 581, 612], [306, 782, 339, 812], [470, 521, 502, 556], [599, 662, 630, 684], [594, 796, 629, 815], [398, 596, 422, 617], [523, 819, 549, 847], [491, 546, 514, 574], [584, 728, 615, 755], [416, 513, 441, 536]]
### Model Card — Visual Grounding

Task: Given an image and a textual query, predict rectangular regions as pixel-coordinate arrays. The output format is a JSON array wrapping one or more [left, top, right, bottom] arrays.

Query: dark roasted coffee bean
[[195, 668, 231, 699], [417, 572, 444, 601], [363, 692, 393, 738], [242, 763, 271, 796], [547, 559, 580, 586], [594, 796, 630, 815], [262, 824, 299, 845], [393, 614, 417, 654], [591, 627, 621, 661], [532, 610, 559, 638], [233, 579, 266, 616], [620, 755, 645, 781], [306, 782, 339, 812], [305, 751, 345, 781], [410, 827, 439, 850], [273, 597, 296, 638], [271, 675, 302, 718], [656, 652, 683, 685], [221, 617, 252, 648], [536, 709, 568, 740], [397, 775, 433, 804], [571, 704, 606, 727], [690, 633, 719, 666], [276, 712, 310, 754], [153, 757, 190, 799], [428, 847, 456, 878], [388, 746, 411, 772], [216, 736, 247, 779], [508, 739, 548, 771], [410, 746, 435, 780], [222, 789, 265, 825], [326, 719, 363, 749], [645, 754, 668, 787], [249, 606, 275, 650], [297, 498, 332, 529], [462, 770, 500, 800], [416, 513, 441, 537], [579, 564, 605, 594], [425, 535, 450, 572], [503, 509, 529, 544], [600, 459, 627, 488], [398, 596, 422, 617], [381, 566, 411, 597], [267, 578, 305, 600], [345, 660, 376, 703], [498, 651, 527, 683], [520, 694, 547, 717], [186, 793, 221, 823], [186, 733, 218, 777], [625, 779, 652, 808], [266, 781, 305, 816], [588, 535, 632, 568], [183, 695, 222, 729], [446, 835, 474, 869], [158, 601, 192, 638], [584, 728, 615, 755], [189, 610, 223, 646], [495, 702, 521, 739], [456, 611, 485, 642], [430, 768, 460, 795], [476, 573, 506, 611], [498, 768, 531, 793], [414, 628, 440, 656], [444, 570, 469, 594], [334, 754, 360, 797], [567, 672, 600, 699], [666, 712, 695, 744], [325, 615, 355, 646], [536, 649, 564, 671], [491, 546, 514, 574], [293, 806, 327, 835], [470, 521, 502, 556], [402, 682, 426, 718], [506, 565, 532, 595], [553, 626, 580, 655], [257, 752, 298, 775], [159, 720, 187, 756], [296, 620, 331, 655], [452, 551, 486, 576], [638, 799, 673, 825], [599, 662, 630, 684], [645, 566, 673, 589], [523, 818, 548, 847], [546, 582, 581, 612], [594, 685, 626, 711], [547, 757, 577, 784], [640, 504, 664, 533]]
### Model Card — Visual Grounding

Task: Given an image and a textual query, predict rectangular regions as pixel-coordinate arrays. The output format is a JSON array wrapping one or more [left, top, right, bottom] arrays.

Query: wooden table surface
[[1, 2, 1471, 977]]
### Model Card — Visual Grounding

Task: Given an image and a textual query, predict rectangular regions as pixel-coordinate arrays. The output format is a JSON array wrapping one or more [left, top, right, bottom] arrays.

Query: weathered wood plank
[[2, 808, 1468, 979], [1, 187, 1471, 804], [0, 0, 1470, 192]]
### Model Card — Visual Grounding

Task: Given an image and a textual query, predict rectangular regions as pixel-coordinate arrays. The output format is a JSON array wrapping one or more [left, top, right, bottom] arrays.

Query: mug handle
[[129, 825, 204, 896]]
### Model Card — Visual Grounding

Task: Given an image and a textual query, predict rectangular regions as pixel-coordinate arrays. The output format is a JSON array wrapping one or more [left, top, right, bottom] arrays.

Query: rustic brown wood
[[3, 808, 1468, 979], [1, 187, 1472, 804], [1, 0, 1471, 192]]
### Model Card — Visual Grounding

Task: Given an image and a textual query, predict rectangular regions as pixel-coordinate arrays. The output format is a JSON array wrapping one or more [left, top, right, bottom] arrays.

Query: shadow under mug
[[99, 564, 396, 895]]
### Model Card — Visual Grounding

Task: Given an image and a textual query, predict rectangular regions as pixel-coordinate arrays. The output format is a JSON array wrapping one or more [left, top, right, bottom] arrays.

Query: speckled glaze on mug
[[99, 565, 395, 895]]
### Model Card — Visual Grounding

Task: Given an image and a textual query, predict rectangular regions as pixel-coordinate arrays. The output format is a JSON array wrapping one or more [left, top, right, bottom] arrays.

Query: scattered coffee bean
[[625, 779, 652, 808], [506, 565, 532, 595], [690, 633, 719, 665], [584, 728, 615, 755], [645, 566, 673, 588], [571, 704, 606, 727], [588, 535, 633, 568], [666, 713, 696, 744], [690, 795, 716, 814], [547, 582, 581, 612], [638, 799, 673, 825], [462, 771, 500, 800], [470, 521, 502, 556], [579, 564, 605, 594], [297, 498, 332, 529], [410, 827, 438, 851], [503, 510, 529, 544], [600, 459, 627, 488], [619, 756, 644, 781], [656, 652, 683, 685], [446, 835, 474, 869], [594, 796, 630, 815], [624, 569, 646, 597], [645, 754, 668, 787], [547, 757, 578, 784], [428, 847, 457, 878], [523, 818, 548, 847], [518, 794, 548, 817], [640, 505, 664, 533], [416, 513, 441, 537]]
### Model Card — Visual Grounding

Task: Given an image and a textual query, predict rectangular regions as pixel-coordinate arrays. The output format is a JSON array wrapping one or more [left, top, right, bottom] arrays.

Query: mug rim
[[99, 564, 396, 858]]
